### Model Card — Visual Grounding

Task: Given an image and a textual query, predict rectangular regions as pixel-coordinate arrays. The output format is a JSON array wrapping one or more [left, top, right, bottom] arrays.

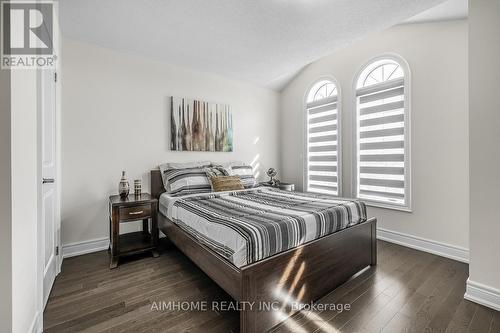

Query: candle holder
[[134, 179, 142, 197]]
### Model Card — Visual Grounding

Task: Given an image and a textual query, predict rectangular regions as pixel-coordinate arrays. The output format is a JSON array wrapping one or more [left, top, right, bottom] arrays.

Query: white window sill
[[362, 200, 412, 213]]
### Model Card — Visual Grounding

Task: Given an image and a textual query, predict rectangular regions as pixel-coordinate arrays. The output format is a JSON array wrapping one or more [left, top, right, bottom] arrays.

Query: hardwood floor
[[44, 240, 499, 333]]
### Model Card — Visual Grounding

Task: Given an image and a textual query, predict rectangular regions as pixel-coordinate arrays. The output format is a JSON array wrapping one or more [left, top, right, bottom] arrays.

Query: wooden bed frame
[[151, 170, 377, 333]]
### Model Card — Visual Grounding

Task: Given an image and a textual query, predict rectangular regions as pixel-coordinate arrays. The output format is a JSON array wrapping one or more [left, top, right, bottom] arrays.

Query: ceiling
[[60, 0, 459, 91], [404, 0, 467, 23]]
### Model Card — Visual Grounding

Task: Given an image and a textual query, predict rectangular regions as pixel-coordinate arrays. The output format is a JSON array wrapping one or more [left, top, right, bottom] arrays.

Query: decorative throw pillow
[[230, 165, 257, 188], [204, 165, 230, 179], [162, 167, 212, 196], [210, 176, 245, 192]]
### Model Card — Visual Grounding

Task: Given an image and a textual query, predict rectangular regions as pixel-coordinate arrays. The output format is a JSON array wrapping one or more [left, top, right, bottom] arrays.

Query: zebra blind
[[356, 76, 408, 207], [306, 95, 339, 195]]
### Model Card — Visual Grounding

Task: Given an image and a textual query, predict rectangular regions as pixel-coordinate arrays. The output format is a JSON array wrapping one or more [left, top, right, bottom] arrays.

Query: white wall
[[280, 20, 469, 251], [0, 63, 12, 333], [61, 38, 280, 246], [467, 0, 500, 296]]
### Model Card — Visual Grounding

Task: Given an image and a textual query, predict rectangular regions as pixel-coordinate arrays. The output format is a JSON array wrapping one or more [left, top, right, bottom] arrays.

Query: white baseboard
[[465, 279, 500, 311], [62, 237, 109, 258], [29, 311, 42, 333], [62, 233, 166, 259], [377, 228, 469, 263]]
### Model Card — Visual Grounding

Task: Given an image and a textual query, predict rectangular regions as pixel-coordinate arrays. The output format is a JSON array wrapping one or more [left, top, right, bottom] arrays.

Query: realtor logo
[[1, 1, 56, 68]]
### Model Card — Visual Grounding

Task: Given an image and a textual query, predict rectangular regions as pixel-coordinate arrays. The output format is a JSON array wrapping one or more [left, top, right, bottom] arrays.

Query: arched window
[[304, 78, 340, 196], [307, 80, 337, 102], [354, 56, 411, 210]]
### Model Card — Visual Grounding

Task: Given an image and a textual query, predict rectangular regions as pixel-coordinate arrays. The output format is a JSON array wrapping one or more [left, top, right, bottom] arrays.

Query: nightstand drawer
[[119, 204, 151, 221]]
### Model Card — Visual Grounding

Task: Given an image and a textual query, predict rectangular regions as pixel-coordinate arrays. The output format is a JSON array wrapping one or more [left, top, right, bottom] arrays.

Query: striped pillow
[[210, 176, 245, 192], [159, 162, 211, 190], [163, 161, 211, 169], [162, 167, 212, 196], [230, 165, 257, 188]]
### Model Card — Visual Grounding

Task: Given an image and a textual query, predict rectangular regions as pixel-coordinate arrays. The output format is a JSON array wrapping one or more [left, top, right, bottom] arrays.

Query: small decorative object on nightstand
[[134, 179, 142, 196], [118, 171, 130, 198], [108, 193, 159, 269], [266, 168, 278, 185]]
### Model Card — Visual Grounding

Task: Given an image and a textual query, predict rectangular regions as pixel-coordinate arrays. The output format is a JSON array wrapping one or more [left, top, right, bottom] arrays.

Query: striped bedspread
[[161, 187, 367, 268]]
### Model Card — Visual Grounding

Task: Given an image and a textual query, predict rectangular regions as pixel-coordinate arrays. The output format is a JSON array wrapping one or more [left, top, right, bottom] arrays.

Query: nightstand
[[278, 182, 295, 191], [109, 193, 159, 269], [259, 182, 295, 191]]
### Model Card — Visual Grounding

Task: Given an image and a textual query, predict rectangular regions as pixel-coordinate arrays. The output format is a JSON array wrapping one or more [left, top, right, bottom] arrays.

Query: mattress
[[159, 187, 367, 268]]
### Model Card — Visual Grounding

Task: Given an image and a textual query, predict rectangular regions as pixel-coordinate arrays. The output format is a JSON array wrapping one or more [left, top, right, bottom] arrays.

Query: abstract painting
[[170, 97, 233, 152]]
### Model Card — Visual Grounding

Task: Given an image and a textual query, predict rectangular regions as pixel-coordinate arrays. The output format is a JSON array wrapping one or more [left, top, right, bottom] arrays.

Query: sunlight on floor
[[275, 310, 309, 333], [271, 246, 340, 333]]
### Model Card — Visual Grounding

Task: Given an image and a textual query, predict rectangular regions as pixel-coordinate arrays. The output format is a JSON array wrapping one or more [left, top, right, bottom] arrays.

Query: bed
[[151, 169, 377, 333]]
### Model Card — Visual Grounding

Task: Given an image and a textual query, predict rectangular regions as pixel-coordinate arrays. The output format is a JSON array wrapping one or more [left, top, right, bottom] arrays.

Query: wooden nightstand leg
[[152, 202, 159, 258], [108, 217, 111, 252], [142, 219, 149, 235], [110, 206, 120, 269], [110, 256, 119, 269]]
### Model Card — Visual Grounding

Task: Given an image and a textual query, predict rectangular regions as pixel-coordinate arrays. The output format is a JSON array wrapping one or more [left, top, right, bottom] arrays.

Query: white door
[[39, 67, 58, 306]]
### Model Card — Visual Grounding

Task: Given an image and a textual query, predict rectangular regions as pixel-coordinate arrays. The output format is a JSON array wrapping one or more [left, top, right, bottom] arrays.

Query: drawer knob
[[129, 210, 144, 215]]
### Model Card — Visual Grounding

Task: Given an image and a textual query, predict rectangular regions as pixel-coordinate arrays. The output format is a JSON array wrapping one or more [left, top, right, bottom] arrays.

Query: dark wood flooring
[[44, 239, 500, 333]]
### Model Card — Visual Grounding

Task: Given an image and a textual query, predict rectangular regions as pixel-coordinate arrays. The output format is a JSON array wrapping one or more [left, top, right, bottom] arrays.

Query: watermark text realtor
[[1, 0, 56, 69]]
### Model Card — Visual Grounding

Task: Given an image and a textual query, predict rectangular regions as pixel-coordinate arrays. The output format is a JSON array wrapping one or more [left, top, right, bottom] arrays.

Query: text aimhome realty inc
[[151, 301, 351, 313]]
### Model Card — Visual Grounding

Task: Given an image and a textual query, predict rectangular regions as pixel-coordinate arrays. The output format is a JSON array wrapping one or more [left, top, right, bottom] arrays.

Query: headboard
[[151, 169, 165, 200]]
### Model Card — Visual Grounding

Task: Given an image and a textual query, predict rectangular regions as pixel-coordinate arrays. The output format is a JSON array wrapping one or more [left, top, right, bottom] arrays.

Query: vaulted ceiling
[[60, 0, 461, 90]]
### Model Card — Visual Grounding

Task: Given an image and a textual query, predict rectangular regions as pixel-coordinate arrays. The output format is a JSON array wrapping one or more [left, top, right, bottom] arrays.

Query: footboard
[[239, 218, 377, 333]]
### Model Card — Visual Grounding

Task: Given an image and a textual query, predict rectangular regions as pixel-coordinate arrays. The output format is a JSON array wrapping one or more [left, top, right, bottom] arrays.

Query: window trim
[[303, 76, 342, 196], [352, 54, 412, 212]]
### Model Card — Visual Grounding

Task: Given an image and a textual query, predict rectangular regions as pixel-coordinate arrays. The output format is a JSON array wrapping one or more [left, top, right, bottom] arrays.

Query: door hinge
[[54, 72, 57, 82], [55, 246, 59, 256]]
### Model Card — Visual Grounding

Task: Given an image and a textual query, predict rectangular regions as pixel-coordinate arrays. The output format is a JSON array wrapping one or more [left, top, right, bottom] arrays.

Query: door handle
[[42, 178, 55, 184]]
